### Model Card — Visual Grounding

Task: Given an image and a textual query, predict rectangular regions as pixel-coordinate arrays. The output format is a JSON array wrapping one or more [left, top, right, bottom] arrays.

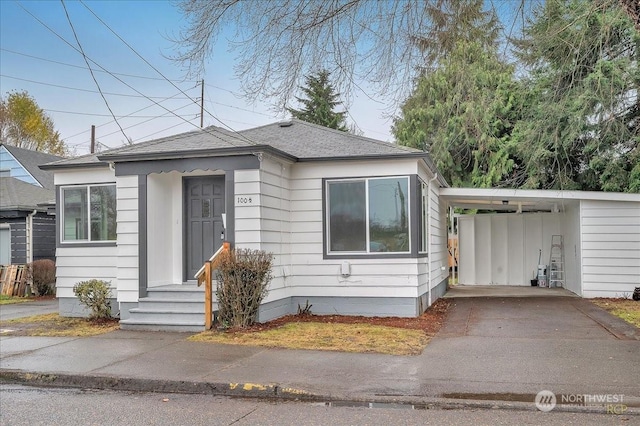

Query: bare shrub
[[26, 259, 56, 296], [215, 249, 273, 328]]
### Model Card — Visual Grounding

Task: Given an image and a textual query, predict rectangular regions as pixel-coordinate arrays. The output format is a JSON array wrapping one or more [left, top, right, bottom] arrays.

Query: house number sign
[[235, 195, 259, 206]]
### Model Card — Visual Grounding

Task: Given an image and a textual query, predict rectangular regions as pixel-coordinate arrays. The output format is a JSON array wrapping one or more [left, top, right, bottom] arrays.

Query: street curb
[[1, 369, 639, 416]]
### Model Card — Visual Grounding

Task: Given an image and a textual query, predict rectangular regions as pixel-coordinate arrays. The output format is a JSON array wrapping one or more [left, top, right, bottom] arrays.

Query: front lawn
[[190, 322, 429, 355], [0, 313, 119, 336], [189, 298, 450, 356]]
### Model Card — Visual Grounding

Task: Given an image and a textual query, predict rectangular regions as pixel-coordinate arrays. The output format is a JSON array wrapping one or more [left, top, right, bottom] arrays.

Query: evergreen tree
[[394, 0, 522, 188], [394, 40, 522, 188], [287, 70, 348, 131], [513, 0, 639, 192]]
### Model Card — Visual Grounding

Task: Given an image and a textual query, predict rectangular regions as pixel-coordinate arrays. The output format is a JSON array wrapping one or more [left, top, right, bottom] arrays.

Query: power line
[[44, 107, 194, 118], [16, 2, 246, 148], [61, 90, 195, 140], [79, 0, 260, 147], [135, 120, 197, 142], [61, 0, 129, 142], [0, 48, 197, 83], [0, 74, 194, 99], [83, 103, 197, 142]]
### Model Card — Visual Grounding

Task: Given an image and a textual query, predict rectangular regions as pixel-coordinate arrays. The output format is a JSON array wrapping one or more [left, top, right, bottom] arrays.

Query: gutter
[[26, 209, 37, 264]]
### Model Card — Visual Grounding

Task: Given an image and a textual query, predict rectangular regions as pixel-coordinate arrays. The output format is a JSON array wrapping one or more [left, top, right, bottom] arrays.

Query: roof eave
[[296, 152, 429, 163], [39, 162, 110, 171], [97, 145, 298, 163]]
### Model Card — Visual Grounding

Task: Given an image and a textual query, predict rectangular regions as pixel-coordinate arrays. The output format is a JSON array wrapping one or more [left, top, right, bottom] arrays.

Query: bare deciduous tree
[[172, 0, 534, 109]]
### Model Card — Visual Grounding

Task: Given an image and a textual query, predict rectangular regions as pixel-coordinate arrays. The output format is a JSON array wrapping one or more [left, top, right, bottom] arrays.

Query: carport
[[439, 188, 640, 298]]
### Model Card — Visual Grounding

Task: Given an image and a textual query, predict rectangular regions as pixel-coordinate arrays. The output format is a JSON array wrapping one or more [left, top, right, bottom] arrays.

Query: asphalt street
[[0, 384, 633, 426]]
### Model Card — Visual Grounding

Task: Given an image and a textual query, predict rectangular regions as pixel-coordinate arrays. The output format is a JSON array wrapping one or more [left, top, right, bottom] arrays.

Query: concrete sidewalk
[[1, 296, 639, 413]]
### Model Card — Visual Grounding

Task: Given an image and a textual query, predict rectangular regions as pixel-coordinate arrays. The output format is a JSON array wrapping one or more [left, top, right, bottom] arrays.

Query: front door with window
[[185, 176, 225, 280]]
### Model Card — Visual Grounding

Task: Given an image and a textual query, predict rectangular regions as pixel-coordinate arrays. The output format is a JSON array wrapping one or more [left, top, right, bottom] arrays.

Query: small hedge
[[73, 279, 112, 320], [215, 249, 273, 328]]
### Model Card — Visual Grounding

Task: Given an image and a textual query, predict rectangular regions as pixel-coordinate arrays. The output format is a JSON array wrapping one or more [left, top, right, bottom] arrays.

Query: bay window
[[62, 184, 116, 242]]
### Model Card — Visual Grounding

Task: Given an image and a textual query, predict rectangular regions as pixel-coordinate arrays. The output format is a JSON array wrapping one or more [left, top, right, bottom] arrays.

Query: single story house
[[0, 144, 62, 266], [42, 120, 449, 330], [41, 120, 640, 330]]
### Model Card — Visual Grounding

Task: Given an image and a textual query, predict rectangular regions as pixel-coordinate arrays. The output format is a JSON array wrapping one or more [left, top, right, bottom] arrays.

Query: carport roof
[[440, 187, 640, 212]]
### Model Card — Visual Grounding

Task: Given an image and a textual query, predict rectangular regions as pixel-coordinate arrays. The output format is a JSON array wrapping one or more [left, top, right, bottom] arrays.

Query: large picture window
[[62, 185, 116, 242], [327, 177, 410, 254]]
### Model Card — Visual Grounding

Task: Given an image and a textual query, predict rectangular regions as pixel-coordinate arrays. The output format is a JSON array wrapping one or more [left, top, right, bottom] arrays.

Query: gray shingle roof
[[0, 177, 55, 211], [43, 119, 431, 168], [239, 120, 422, 159], [40, 152, 104, 170], [2, 144, 64, 189]]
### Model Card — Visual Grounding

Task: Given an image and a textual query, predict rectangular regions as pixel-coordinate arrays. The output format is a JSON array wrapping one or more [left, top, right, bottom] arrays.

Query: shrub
[[215, 248, 273, 328], [73, 279, 112, 320], [26, 259, 56, 296]]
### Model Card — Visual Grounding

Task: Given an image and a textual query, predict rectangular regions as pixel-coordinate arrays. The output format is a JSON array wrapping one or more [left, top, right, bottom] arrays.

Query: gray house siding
[[2, 213, 56, 265], [9, 219, 26, 264], [32, 213, 56, 261]]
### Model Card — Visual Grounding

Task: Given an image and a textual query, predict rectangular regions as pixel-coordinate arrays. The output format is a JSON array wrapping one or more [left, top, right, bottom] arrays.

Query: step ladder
[[548, 235, 565, 288]]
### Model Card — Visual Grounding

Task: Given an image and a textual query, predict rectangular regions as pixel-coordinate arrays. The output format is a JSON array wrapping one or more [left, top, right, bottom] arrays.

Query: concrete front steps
[[120, 284, 213, 332]]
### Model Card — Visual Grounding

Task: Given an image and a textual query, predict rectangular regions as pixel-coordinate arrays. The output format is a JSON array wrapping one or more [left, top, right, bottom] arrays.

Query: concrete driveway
[[0, 299, 57, 321], [415, 294, 640, 403]]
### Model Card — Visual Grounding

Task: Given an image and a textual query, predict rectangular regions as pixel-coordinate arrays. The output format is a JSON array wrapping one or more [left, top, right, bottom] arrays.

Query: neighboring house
[[0, 144, 63, 266], [41, 120, 640, 330]]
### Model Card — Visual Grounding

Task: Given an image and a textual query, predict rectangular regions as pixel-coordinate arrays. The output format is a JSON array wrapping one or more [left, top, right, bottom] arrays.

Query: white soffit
[[440, 188, 640, 212]]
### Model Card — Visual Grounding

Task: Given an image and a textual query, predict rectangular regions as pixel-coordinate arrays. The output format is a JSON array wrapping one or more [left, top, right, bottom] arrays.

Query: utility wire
[[16, 2, 247, 148], [79, 0, 260, 146], [79, 102, 197, 144], [42, 104, 192, 119], [61, 0, 129, 142], [135, 120, 197, 141], [61, 89, 196, 140], [0, 74, 194, 99], [0, 48, 196, 83]]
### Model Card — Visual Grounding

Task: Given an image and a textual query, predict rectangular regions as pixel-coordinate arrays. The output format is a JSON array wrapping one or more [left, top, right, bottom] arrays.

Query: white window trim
[[60, 183, 116, 244], [326, 176, 412, 255], [419, 179, 429, 254]]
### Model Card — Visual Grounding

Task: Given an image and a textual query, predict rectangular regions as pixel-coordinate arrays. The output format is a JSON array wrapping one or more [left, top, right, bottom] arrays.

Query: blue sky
[[1, 1, 395, 155]]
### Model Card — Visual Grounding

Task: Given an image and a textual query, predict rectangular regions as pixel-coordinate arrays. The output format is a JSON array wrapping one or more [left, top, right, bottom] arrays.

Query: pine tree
[[286, 70, 348, 131]]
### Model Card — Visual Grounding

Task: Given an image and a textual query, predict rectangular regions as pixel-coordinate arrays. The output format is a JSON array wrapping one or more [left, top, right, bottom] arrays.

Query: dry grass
[[0, 295, 33, 305], [592, 298, 640, 328], [0, 313, 119, 337], [189, 322, 430, 355]]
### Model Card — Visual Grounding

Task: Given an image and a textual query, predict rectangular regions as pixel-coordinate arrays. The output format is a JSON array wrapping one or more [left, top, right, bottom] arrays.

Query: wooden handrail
[[196, 241, 230, 330]]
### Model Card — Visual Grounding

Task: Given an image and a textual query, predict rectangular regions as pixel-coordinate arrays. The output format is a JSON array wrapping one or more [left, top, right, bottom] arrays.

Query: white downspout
[[427, 173, 438, 307], [26, 210, 37, 264]]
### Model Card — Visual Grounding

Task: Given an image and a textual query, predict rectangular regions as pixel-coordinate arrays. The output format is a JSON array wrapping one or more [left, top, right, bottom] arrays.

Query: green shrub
[[215, 248, 273, 328], [26, 259, 56, 296], [73, 279, 112, 320]]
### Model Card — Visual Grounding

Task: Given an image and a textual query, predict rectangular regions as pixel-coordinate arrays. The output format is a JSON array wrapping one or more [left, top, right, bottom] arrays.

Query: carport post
[[450, 205, 455, 284]]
